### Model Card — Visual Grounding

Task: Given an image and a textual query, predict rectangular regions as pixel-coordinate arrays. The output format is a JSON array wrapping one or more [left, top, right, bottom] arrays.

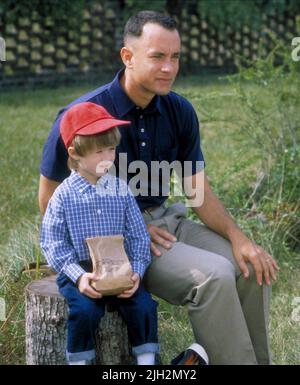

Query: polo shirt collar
[[108, 68, 162, 117]]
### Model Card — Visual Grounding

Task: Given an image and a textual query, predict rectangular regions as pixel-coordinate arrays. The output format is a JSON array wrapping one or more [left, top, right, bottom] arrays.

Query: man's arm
[[148, 170, 279, 285], [38, 174, 61, 214], [189, 171, 240, 242], [189, 172, 279, 286]]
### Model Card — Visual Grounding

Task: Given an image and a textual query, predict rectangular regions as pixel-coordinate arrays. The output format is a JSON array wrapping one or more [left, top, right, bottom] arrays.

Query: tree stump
[[25, 275, 133, 365]]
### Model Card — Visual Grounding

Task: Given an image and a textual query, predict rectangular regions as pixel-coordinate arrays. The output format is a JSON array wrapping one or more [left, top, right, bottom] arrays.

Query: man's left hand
[[231, 233, 280, 286]]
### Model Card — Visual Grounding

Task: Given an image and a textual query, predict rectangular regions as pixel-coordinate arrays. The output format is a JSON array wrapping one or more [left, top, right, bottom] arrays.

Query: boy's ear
[[68, 146, 80, 160]]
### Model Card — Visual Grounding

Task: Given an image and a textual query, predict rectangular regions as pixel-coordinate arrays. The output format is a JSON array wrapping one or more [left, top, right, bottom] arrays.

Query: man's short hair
[[123, 10, 178, 44]]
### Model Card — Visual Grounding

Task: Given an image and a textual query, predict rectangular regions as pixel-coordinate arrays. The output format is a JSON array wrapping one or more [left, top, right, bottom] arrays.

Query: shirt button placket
[[139, 115, 146, 147], [139, 113, 151, 168]]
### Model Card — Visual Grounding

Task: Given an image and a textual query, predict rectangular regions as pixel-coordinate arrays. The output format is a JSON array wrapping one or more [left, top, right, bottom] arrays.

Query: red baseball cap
[[60, 102, 131, 148]]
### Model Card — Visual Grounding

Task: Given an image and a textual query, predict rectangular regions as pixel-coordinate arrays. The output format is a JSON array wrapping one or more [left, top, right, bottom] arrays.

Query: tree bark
[[25, 275, 133, 365]]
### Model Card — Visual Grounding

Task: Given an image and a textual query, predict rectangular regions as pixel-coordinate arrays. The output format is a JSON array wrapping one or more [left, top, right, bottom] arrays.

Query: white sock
[[136, 352, 156, 365], [69, 360, 86, 365]]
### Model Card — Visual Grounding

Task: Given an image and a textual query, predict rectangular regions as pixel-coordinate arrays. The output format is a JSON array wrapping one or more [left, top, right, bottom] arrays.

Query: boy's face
[[74, 145, 116, 183]]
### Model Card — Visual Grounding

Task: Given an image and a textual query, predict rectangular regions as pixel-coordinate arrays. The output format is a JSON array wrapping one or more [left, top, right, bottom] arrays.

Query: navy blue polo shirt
[[40, 69, 205, 210]]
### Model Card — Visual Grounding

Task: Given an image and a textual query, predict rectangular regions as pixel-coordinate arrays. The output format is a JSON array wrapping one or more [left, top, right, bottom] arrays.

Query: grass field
[[0, 73, 299, 364]]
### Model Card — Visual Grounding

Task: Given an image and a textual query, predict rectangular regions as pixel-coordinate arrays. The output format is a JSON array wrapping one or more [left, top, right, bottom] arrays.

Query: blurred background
[[0, 0, 300, 88]]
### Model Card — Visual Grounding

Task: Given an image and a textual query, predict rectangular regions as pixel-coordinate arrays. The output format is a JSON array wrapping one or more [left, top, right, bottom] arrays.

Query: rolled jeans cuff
[[66, 349, 95, 363], [132, 343, 160, 356]]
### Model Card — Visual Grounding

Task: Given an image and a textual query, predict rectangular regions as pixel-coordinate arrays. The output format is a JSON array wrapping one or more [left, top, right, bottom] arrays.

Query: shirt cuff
[[62, 263, 86, 284], [131, 261, 147, 279]]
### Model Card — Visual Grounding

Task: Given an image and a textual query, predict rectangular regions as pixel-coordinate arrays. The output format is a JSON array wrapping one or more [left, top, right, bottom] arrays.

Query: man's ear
[[120, 46, 133, 68], [68, 146, 80, 161]]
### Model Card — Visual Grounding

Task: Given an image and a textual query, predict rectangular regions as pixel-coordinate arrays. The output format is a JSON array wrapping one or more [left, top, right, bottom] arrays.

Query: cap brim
[[76, 118, 131, 137]]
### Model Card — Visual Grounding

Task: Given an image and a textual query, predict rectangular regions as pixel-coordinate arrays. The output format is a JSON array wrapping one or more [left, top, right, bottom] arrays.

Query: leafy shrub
[[226, 35, 300, 259]]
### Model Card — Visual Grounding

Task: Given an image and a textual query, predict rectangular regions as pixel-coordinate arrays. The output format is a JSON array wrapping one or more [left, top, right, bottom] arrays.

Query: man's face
[[127, 23, 181, 96]]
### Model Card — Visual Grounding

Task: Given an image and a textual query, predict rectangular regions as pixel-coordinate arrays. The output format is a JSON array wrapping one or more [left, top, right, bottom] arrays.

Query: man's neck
[[120, 69, 155, 109]]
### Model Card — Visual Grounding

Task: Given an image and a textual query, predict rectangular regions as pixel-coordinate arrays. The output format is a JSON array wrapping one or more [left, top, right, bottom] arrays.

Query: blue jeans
[[57, 272, 159, 363]]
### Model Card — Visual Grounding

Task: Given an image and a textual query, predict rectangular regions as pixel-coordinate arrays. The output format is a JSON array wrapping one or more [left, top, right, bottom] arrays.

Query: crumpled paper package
[[86, 234, 134, 296]]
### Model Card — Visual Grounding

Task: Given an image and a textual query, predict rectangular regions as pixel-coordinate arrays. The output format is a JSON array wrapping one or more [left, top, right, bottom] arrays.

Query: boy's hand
[[117, 273, 140, 299], [77, 272, 102, 299]]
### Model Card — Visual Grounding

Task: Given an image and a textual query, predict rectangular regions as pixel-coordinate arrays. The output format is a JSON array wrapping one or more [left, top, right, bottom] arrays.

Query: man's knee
[[185, 257, 237, 306], [210, 257, 236, 288]]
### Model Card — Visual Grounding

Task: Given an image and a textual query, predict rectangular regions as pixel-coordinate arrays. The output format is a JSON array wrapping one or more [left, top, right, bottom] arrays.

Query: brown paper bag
[[85, 234, 134, 296]]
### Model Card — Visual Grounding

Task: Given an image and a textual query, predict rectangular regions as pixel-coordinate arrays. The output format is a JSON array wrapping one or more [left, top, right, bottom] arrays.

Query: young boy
[[40, 102, 159, 365]]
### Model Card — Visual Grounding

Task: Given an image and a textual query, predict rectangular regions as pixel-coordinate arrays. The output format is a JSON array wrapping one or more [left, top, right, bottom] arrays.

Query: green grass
[[0, 74, 299, 364]]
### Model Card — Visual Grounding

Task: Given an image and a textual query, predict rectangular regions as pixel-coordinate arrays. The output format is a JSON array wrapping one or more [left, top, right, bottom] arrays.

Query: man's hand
[[191, 172, 280, 286], [117, 273, 140, 298], [231, 232, 280, 286], [77, 272, 103, 299], [147, 224, 177, 256]]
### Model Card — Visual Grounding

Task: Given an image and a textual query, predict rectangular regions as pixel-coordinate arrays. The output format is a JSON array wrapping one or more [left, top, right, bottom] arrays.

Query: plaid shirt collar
[[69, 170, 111, 194]]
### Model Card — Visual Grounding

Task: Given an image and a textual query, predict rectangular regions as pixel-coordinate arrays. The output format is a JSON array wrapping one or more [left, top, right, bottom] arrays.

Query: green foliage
[[118, 0, 166, 26], [232, 48, 299, 159], [0, 0, 166, 25], [0, 0, 91, 40], [123, 0, 166, 14], [231, 35, 300, 158], [197, 0, 300, 30], [0, 0, 88, 22], [1, 0, 299, 32], [122, 0, 300, 31], [226, 36, 300, 257]]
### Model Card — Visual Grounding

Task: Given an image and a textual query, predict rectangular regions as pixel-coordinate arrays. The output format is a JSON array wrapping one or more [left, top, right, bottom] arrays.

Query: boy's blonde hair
[[68, 127, 121, 170]]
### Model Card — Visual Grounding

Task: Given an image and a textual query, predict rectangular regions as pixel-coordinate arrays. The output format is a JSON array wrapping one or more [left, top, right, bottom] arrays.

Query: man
[[39, 11, 279, 364]]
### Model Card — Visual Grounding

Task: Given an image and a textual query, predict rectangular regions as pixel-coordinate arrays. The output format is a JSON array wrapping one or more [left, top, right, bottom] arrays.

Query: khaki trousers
[[142, 203, 271, 365]]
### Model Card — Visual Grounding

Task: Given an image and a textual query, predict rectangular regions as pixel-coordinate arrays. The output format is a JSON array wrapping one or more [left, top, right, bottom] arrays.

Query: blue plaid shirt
[[40, 170, 151, 283]]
